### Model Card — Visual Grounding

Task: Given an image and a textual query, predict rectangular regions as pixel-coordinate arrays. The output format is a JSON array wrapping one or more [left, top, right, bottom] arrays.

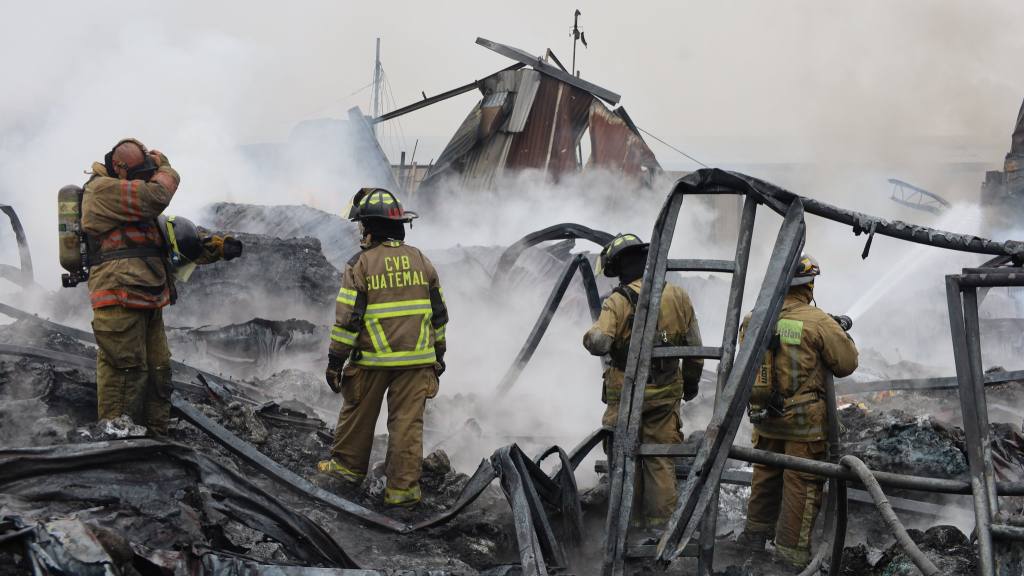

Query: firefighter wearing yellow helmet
[[317, 188, 448, 507], [736, 253, 859, 568], [583, 233, 704, 526]]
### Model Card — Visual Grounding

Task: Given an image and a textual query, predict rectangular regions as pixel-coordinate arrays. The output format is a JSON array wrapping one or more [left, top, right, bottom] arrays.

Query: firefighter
[[317, 188, 447, 508], [736, 254, 858, 569], [582, 233, 703, 526], [82, 138, 243, 435]]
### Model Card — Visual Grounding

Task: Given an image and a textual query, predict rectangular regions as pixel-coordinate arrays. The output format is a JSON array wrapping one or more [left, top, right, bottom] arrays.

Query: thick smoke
[[1, 0, 1023, 517]]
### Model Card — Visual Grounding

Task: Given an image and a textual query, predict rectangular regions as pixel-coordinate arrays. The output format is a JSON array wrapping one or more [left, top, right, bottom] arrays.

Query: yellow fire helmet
[[791, 253, 821, 286], [597, 233, 649, 277], [344, 188, 418, 223]]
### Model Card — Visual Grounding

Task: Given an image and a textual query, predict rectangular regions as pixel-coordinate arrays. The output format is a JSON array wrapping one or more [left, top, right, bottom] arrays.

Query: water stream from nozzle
[[845, 204, 983, 322]]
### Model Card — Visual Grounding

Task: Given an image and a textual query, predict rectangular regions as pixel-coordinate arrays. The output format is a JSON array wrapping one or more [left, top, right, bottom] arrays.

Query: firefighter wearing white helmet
[[583, 233, 703, 527], [735, 253, 858, 568], [317, 188, 447, 508]]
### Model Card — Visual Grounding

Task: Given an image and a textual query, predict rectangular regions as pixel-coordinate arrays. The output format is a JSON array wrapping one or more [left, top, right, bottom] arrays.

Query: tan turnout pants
[[93, 306, 173, 435], [603, 398, 683, 525], [331, 366, 438, 500], [745, 435, 827, 566]]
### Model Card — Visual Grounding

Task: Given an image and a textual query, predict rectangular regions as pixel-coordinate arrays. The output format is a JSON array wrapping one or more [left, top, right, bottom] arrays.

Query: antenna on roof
[[571, 9, 587, 77]]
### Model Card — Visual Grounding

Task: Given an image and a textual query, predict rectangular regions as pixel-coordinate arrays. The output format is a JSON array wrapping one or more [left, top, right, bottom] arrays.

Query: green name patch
[[777, 319, 804, 345]]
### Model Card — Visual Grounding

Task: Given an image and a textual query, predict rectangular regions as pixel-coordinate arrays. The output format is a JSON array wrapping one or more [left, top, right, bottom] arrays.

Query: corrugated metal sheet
[[481, 91, 509, 108], [421, 101, 483, 188], [507, 70, 541, 133], [586, 101, 661, 177], [506, 75, 592, 178]]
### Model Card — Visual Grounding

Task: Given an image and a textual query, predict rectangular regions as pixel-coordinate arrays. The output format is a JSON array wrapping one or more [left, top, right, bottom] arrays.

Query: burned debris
[[2, 30, 1024, 576], [5, 163, 1024, 575]]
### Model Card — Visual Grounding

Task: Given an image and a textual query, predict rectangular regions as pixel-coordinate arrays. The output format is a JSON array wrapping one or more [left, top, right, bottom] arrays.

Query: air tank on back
[[58, 184, 88, 287]]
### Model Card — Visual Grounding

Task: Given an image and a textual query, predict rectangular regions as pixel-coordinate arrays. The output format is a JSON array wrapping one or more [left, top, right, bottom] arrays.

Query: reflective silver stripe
[[365, 303, 432, 318], [331, 326, 357, 344], [337, 287, 358, 305], [415, 314, 430, 351], [355, 350, 437, 366], [366, 318, 391, 353]]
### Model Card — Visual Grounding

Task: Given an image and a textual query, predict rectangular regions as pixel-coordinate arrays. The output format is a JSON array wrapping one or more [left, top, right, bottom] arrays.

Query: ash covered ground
[[1, 203, 1023, 575]]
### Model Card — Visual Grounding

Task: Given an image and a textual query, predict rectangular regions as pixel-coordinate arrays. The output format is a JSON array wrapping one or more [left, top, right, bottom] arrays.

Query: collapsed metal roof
[[378, 38, 661, 191]]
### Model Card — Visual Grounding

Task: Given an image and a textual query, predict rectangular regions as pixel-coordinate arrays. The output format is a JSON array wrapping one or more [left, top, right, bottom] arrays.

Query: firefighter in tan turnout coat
[[83, 138, 242, 434], [737, 254, 858, 568], [318, 188, 447, 507], [583, 233, 703, 526]]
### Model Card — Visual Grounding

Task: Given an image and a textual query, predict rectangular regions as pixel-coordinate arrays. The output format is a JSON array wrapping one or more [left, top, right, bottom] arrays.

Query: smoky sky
[[2, 1, 1022, 171], [1, 0, 1023, 341]]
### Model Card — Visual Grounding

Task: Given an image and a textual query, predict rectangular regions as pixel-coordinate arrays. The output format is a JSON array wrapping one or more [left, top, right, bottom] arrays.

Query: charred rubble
[[3, 92, 1024, 573], [1, 194, 1023, 575]]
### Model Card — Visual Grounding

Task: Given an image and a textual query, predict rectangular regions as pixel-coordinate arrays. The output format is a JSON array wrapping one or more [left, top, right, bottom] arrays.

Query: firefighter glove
[[434, 347, 446, 377], [223, 237, 243, 260], [683, 378, 699, 402], [830, 314, 853, 332], [326, 353, 346, 394]]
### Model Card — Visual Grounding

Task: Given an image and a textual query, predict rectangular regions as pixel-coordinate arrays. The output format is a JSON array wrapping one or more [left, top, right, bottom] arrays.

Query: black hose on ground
[[840, 455, 940, 576]]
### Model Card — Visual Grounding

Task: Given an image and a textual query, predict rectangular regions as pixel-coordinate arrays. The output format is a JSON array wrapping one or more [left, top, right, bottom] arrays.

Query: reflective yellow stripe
[[365, 299, 432, 319], [331, 326, 357, 345], [354, 348, 436, 367], [365, 318, 392, 353], [337, 287, 358, 305], [384, 484, 421, 505], [415, 314, 430, 351], [434, 324, 446, 342], [317, 458, 365, 480]]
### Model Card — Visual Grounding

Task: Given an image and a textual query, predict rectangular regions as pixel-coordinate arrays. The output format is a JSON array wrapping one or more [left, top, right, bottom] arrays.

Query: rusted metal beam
[[372, 63, 525, 124], [476, 38, 621, 105]]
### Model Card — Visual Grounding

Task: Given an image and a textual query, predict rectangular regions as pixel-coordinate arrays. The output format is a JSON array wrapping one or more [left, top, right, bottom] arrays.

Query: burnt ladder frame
[[601, 175, 808, 575], [946, 263, 1024, 576]]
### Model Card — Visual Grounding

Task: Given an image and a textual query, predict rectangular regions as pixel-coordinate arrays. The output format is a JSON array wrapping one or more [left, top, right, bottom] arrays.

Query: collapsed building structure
[[2, 166, 1024, 574], [373, 38, 661, 192], [981, 98, 1024, 233], [2, 37, 1024, 576]]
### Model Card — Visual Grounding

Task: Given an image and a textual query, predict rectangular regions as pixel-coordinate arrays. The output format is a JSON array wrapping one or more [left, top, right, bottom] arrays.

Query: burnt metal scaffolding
[[602, 168, 1024, 576], [888, 178, 952, 215], [0, 205, 33, 287], [493, 223, 612, 397], [947, 263, 1024, 576]]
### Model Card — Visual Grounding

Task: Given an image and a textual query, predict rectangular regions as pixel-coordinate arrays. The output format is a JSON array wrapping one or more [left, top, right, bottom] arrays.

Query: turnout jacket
[[740, 284, 859, 442], [81, 156, 180, 310], [330, 240, 448, 369], [583, 279, 703, 403]]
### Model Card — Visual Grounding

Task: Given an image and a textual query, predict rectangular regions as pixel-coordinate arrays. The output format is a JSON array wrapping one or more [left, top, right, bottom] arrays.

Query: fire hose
[[841, 454, 940, 576]]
